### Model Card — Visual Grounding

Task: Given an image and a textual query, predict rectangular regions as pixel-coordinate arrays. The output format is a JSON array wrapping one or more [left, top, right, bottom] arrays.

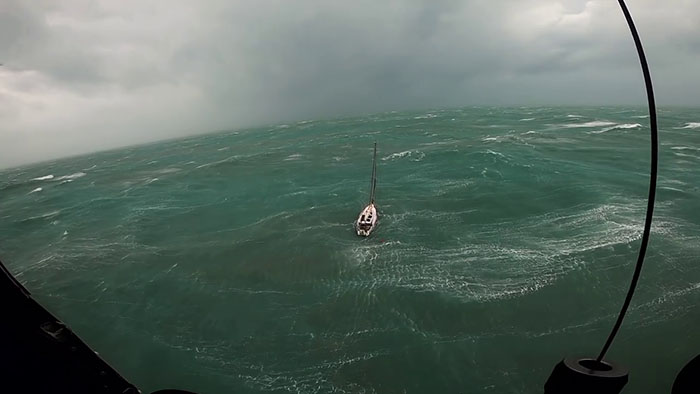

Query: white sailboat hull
[[355, 204, 377, 236]]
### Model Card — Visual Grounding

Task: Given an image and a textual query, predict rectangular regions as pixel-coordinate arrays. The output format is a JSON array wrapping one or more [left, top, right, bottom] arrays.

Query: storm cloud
[[1, 0, 699, 168]]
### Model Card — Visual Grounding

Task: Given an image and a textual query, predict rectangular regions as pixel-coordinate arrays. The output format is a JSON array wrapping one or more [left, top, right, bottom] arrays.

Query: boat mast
[[369, 142, 377, 204]]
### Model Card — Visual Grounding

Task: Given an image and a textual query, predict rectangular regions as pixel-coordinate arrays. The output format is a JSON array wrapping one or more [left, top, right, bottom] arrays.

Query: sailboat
[[355, 142, 378, 237]]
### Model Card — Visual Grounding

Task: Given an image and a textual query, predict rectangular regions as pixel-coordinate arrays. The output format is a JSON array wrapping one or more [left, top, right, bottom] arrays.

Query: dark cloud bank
[[1, 0, 699, 167]]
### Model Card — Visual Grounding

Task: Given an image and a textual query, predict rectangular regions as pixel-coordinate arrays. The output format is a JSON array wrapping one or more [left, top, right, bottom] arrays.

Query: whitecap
[[589, 123, 641, 134], [486, 149, 506, 159], [617, 123, 642, 129], [631, 115, 649, 119], [29, 187, 42, 194], [56, 172, 86, 181], [382, 150, 424, 161], [671, 146, 700, 151], [195, 156, 236, 169], [566, 114, 583, 118], [284, 153, 303, 161], [155, 167, 181, 174], [660, 186, 684, 193], [681, 122, 700, 129], [519, 118, 536, 121], [673, 152, 699, 159], [23, 211, 60, 221], [413, 113, 438, 120], [562, 121, 616, 128], [31, 175, 54, 181]]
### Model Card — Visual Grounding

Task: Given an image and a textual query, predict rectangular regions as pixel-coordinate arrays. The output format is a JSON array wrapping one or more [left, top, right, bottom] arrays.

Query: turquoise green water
[[1, 106, 700, 393]]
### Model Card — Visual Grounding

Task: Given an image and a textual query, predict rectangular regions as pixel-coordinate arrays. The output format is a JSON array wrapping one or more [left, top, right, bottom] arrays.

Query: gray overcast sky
[[1, 0, 699, 168]]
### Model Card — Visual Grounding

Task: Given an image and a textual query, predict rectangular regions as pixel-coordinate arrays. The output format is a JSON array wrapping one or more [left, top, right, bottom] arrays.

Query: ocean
[[1, 106, 699, 393]]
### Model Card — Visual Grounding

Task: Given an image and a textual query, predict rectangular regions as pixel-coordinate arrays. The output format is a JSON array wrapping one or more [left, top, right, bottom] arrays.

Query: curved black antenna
[[596, 0, 659, 363]]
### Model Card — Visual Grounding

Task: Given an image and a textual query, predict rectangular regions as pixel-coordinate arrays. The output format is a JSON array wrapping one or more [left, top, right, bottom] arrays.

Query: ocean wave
[[56, 172, 86, 181], [419, 139, 459, 147], [20, 210, 61, 222], [615, 123, 642, 129], [31, 174, 54, 181], [414, 113, 438, 120], [382, 150, 424, 161], [681, 122, 700, 129], [671, 146, 700, 151], [566, 114, 583, 118], [485, 149, 507, 159], [673, 152, 700, 160], [195, 156, 238, 169], [659, 186, 685, 193], [154, 167, 182, 174], [29, 187, 43, 194], [284, 153, 303, 161], [562, 121, 616, 128], [589, 123, 641, 134], [519, 118, 536, 121], [631, 115, 649, 119]]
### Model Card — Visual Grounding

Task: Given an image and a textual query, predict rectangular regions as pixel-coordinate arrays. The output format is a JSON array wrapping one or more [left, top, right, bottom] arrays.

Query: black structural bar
[[596, 0, 659, 363]]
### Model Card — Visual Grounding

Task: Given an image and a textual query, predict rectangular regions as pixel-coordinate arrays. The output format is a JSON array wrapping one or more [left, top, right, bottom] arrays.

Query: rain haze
[[1, 0, 699, 168]]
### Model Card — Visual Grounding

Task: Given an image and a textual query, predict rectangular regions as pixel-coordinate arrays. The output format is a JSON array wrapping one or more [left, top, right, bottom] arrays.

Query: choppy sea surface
[[1, 106, 700, 393]]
